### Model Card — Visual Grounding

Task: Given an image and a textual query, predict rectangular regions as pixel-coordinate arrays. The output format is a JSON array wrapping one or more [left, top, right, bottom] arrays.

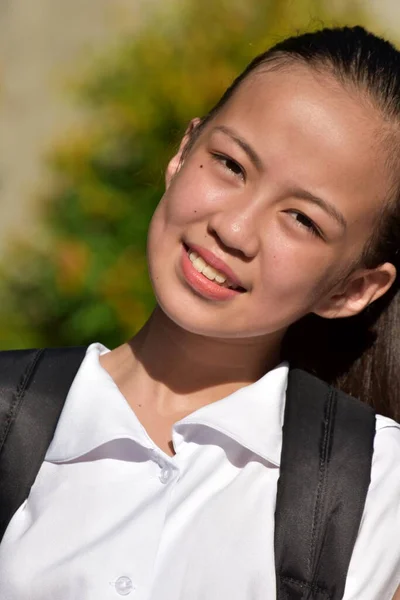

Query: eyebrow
[[211, 125, 263, 171], [211, 125, 347, 230]]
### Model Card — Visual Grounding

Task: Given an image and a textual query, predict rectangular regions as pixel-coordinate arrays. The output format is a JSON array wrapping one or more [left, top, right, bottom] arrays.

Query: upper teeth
[[188, 250, 237, 288]]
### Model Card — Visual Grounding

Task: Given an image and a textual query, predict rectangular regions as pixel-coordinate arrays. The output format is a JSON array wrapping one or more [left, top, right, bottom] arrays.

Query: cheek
[[162, 165, 231, 227], [256, 229, 340, 310], [147, 172, 211, 269]]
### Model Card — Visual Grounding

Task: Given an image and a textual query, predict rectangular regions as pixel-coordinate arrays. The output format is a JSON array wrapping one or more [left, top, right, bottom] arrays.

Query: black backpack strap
[[274, 368, 376, 600], [0, 346, 87, 542]]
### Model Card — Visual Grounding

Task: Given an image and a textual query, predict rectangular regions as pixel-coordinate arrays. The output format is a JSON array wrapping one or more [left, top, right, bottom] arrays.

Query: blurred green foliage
[[0, 0, 369, 349]]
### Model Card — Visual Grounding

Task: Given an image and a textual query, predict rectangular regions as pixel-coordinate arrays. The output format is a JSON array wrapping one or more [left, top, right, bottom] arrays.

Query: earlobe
[[165, 117, 203, 188], [314, 262, 397, 319]]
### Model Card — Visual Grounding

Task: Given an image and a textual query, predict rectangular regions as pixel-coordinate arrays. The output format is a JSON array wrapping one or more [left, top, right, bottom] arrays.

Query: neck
[[101, 306, 284, 414]]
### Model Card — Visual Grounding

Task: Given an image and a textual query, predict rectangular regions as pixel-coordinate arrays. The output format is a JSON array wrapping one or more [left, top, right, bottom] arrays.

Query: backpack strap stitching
[[308, 387, 337, 579], [280, 574, 332, 598], [0, 349, 44, 454]]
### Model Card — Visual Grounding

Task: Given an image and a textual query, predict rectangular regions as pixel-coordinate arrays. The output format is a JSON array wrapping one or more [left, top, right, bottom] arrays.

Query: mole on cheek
[[199, 164, 203, 168]]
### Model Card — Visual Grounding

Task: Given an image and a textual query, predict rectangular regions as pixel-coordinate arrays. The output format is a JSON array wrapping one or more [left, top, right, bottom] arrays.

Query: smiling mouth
[[183, 244, 246, 292]]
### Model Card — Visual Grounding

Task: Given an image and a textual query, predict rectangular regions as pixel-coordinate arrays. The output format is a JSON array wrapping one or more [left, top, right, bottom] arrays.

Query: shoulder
[[375, 413, 400, 434], [0, 348, 42, 387], [343, 414, 400, 599], [0, 347, 89, 403], [371, 414, 400, 491]]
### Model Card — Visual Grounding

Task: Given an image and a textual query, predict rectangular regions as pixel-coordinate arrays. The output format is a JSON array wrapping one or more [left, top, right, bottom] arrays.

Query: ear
[[313, 262, 397, 319], [165, 117, 203, 188]]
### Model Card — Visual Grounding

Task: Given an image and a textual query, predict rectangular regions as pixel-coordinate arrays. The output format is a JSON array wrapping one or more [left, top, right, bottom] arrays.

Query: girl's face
[[147, 65, 395, 340]]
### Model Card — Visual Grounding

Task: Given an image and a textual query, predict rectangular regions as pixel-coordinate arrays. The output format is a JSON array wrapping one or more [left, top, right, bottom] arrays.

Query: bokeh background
[[0, 0, 398, 350]]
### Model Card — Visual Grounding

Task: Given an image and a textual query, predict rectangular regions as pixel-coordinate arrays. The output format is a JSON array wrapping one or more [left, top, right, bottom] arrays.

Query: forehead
[[210, 65, 391, 220]]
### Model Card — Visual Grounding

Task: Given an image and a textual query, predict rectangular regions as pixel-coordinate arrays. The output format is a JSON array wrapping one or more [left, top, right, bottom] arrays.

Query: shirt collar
[[175, 362, 288, 466], [46, 343, 288, 467], [46, 343, 155, 462]]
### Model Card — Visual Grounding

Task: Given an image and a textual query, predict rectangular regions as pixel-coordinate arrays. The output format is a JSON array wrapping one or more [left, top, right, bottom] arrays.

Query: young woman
[[0, 25, 399, 600]]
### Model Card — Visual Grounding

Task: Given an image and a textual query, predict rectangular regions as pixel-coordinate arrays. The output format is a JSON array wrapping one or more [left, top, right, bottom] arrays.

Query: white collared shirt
[[0, 343, 399, 599]]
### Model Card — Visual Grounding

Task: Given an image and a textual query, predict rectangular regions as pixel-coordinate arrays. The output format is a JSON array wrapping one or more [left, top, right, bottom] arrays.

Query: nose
[[207, 207, 260, 259]]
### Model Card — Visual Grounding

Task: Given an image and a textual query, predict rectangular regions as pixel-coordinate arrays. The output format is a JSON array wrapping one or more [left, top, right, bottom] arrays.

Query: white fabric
[[0, 343, 399, 600]]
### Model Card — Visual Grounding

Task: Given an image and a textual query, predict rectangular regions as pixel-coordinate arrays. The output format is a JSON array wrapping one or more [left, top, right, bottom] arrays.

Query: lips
[[184, 243, 246, 291], [180, 242, 246, 302]]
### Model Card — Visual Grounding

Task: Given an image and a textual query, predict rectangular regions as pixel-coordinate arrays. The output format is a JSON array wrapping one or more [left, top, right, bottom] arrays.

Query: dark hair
[[192, 26, 400, 421]]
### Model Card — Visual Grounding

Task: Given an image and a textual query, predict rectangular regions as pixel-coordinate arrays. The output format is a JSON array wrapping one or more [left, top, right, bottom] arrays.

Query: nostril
[[207, 224, 254, 262]]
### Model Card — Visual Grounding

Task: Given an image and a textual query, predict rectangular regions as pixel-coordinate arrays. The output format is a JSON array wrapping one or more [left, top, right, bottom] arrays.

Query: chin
[[152, 282, 233, 337], [150, 279, 264, 340]]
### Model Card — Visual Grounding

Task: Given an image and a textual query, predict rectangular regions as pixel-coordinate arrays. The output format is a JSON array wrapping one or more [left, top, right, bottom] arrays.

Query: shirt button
[[115, 576, 134, 596], [159, 465, 173, 483]]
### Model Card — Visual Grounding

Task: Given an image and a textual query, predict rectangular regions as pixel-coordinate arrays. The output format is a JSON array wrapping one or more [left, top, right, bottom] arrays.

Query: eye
[[285, 209, 322, 238], [211, 153, 245, 180]]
